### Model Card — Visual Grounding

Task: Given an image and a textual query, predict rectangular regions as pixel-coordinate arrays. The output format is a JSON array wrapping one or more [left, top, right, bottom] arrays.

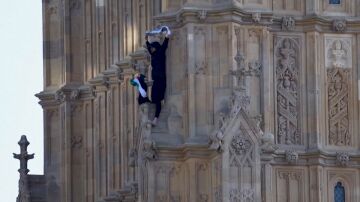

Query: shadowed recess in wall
[[330, 0, 341, 4], [334, 182, 345, 202]]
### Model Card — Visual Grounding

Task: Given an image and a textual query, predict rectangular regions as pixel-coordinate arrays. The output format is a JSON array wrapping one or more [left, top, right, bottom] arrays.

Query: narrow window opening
[[329, 0, 341, 4], [334, 182, 345, 202]]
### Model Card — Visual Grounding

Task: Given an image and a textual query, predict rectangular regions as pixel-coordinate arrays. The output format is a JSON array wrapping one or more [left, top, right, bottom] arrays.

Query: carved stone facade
[[275, 36, 303, 145], [29, 0, 360, 201]]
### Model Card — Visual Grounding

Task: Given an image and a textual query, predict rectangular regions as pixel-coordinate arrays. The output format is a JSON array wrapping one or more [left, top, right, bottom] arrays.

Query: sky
[[0, 0, 43, 200]]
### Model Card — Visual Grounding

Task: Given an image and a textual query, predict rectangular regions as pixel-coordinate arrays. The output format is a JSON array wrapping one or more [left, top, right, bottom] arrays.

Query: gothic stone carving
[[209, 129, 224, 152], [229, 188, 254, 202], [54, 90, 65, 102], [260, 132, 277, 153], [336, 152, 350, 166], [325, 37, 352, 146], [228, 127, 257, 201], [195, 61, 207, 75], [136, 104, 157, 161], [197, 10, 207, 21], [285, 150, 299, 164], [209, 90, 251, 152], [275, 169, 305, 202], [214, 186, 222, 202], [281, 16, 295, 31], [333, 20, 346, 32], [71, 136, 82, 149], [142, 138, 157, 161], [154, 164, 182, 202], [231, 135, 252, 157], [70, 89, 80, 100], [327, 68, 350, 146], [325, 38, 352, 69], [252, 13, 261, 23], [247, 60, 262, 77], [275, 37, 301, 145]]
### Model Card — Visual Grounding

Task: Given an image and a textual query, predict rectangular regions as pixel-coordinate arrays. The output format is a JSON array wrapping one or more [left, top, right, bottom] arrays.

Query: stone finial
[[336, 152, 350, 166], [13, 135, 35, 202], [333, 20, 346, 32], [281, 16, 295, 31], [13, 135, 34, 173]]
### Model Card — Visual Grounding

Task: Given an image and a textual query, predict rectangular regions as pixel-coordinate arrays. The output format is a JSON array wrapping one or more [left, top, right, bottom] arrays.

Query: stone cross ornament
[[13, 135, 34, 173], [13, 135, 34, 202]]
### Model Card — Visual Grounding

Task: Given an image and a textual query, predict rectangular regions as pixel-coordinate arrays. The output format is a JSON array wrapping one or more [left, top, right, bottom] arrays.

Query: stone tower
[[32, 0, 360, 201]]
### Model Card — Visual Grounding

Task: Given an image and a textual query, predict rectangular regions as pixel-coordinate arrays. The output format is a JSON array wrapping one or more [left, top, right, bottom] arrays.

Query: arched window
[[334, 182, 345, 202], [329, 0, 341, 4]]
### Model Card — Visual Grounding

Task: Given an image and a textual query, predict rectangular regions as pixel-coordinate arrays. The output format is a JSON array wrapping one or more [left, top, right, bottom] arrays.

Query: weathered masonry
[[24, 0, 360, 201]]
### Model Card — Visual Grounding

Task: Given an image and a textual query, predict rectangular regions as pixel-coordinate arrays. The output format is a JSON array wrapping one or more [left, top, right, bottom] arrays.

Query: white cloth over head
[[145, 26, 171, 36]]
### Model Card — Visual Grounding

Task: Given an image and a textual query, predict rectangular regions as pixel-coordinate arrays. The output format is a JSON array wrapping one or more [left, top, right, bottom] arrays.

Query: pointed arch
[[220, 108, 261, 202]]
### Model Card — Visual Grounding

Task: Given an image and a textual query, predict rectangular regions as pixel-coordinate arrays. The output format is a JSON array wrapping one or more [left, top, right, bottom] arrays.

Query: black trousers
[[151, 77, 166, 118]]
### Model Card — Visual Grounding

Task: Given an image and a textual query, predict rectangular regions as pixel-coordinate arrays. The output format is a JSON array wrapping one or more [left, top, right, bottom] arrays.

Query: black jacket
[[146, 37, 169, 79]]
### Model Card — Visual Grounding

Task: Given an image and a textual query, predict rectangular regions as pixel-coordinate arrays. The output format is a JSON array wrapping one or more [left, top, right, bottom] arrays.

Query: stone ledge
[[154, 6, 360, 32]]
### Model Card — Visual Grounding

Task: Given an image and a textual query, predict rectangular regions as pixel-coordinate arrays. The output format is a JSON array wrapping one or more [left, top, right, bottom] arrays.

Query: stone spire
[[13, 135, 34, 202]]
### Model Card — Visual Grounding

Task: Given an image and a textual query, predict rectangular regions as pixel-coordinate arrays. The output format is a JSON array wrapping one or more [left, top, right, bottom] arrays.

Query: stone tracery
[[275, 37, 301, 145], [327, 68, 350, 146]]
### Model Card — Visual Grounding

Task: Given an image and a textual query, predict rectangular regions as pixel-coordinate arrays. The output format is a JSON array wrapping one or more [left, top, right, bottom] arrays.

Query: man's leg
[[155, 101, 161, 118], [152, 101, 161, 125]]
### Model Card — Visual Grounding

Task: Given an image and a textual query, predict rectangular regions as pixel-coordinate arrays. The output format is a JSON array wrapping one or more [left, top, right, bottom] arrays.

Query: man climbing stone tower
[[145, 27, 170, 125], [31, 0, 360, 201]]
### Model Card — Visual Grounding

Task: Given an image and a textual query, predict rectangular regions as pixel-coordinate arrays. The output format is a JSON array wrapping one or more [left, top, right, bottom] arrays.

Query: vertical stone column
[[357, 34, 360, 150], [43, 0, 66, 88], [309, 166, 323, 202], [306, 0, 320, 15], [93, 83, 109, 199], [84, 0, 95, 81], [83, 96, 95, 202], [186, 24, 212, 141], [36, 91, 63, 202], [118, 59, 139, 187], [104, 68, 122, 192], [161, 0, 182, 12], [261, 28, 274, 134], [43, 0, 85, 87], [306, 31, 324, 149], [261, 163, 272, 202], [69, 100, 85, 202], [65, 0, 85, 83]]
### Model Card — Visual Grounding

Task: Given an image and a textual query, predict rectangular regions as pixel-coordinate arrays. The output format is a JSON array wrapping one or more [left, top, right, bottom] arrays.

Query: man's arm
[[145, 35, 152, 54], [161, 37, 169, 51]]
